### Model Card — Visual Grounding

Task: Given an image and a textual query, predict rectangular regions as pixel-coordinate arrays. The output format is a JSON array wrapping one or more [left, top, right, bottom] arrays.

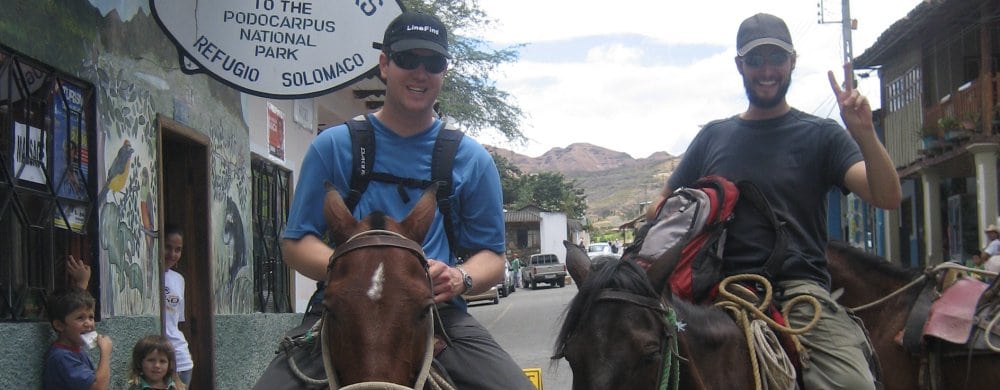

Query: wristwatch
[[456, 266, 473, 294]]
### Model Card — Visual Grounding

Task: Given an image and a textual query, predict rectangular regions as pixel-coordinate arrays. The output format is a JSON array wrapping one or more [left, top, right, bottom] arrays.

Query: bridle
[[557, 288, 681, 390], [321, 229, 437, 390]]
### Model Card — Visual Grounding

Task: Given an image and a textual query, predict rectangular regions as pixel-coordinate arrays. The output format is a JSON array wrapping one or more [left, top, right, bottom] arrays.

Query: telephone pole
[[818, 0, 856, 63]]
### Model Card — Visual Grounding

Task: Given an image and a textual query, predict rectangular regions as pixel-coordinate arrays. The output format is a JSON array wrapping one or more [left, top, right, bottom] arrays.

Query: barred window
[[251, 157, 292, 313], [0, 46, 98, 321], [887, 66, 921, 112]]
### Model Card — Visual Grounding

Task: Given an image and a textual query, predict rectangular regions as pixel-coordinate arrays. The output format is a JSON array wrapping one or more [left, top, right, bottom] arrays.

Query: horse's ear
[[563, 240, 591, 288], [400, 183, 438, 243], [323, 181, 359, 243]]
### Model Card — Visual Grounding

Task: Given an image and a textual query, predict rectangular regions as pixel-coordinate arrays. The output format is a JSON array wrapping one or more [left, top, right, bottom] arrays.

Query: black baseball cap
[[736, 13, 794, 56], [373, 12, 451, 59]]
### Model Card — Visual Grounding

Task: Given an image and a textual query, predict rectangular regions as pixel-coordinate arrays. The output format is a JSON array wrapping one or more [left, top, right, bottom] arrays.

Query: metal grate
[[251, 157, 292, 313], [0, 45, 98, 322]]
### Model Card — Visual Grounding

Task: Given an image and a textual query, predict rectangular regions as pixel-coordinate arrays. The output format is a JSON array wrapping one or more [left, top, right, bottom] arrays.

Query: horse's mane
[[554, 257, 658, 356], [827, 240, 919, 281]]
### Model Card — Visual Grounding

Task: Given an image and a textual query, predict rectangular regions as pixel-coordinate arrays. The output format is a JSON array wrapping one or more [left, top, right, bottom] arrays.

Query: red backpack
[[629, 176, 787, 303]]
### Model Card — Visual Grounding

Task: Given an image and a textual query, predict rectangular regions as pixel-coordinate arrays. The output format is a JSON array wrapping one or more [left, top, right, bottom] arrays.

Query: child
[[162, 224, 194, 386], [43, 287, 112, 390], [127, 335, 186, 390]]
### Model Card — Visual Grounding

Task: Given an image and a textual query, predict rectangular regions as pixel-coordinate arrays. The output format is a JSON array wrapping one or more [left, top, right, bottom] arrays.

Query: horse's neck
[[834, 260, 913, 308]]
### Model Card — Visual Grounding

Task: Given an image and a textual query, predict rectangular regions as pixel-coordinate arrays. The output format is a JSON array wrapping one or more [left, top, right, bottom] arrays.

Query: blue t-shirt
[[668, 108, 862, 288], [43, 343, 95, 390], [284, 115, 506, 308]]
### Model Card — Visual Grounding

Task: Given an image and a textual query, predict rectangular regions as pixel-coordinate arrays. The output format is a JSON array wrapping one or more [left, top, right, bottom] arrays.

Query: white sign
[[13, 122, 47, 184], [151, 0, 403, 98]]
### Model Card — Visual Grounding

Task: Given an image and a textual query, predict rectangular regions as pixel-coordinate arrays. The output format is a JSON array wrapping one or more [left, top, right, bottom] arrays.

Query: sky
[[470, 0, 926, 158]]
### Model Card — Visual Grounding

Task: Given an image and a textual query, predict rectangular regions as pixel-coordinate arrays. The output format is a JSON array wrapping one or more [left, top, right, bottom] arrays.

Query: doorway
[[158, 116, 214, 389]]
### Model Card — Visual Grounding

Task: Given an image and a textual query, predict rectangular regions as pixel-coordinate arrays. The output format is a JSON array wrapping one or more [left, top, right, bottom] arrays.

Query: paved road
[[468, 282, 577, 390]]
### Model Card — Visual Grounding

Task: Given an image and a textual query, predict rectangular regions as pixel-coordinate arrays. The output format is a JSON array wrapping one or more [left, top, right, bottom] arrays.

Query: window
[[886, 66, 921, 113], [0, 45, 98, 321], [251, 157, 292, 312]]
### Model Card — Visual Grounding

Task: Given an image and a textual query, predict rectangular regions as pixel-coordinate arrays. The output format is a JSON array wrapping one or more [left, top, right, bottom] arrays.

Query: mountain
[[485, 143, 680, 230]]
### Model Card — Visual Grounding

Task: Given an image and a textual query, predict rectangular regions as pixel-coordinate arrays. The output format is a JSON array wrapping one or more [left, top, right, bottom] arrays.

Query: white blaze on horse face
[[367, 262, 386, 301]]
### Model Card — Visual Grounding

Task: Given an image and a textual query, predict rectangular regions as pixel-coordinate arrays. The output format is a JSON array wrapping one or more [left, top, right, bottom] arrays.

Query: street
[[468, 282, 577, 390]]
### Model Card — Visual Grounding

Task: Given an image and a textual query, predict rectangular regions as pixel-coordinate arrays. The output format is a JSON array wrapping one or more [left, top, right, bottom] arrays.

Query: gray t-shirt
[[668, 108, 862, 288]]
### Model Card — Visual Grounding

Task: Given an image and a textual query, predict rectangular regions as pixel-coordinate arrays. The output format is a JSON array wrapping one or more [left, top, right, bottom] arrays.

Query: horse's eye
[[641, 344, 662, 363]]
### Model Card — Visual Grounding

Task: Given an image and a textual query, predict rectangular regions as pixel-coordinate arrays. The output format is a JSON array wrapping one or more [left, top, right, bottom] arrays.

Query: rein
[[320, 229, 439, 390], [847, 262, 997, 312]]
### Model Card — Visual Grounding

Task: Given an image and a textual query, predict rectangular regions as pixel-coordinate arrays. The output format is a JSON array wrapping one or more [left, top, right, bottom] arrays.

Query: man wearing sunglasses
[[655, 13, 900, 390], [261, 11, 533, 390]]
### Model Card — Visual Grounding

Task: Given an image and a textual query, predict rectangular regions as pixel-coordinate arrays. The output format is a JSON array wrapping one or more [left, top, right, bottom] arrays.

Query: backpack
[[343, 114, 465, 256], [629, 175, 787, 303]]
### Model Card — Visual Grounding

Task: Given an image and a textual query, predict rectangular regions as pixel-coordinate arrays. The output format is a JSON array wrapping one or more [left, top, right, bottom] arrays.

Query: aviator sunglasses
[[739, 51, 791, 68], [390, 51, 448, 74]]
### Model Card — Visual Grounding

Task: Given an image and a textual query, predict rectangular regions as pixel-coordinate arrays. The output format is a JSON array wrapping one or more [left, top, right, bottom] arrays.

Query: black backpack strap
[[432, 122, 464, 257], [345, 115, 374, 212], [736, 181, 788, 279]]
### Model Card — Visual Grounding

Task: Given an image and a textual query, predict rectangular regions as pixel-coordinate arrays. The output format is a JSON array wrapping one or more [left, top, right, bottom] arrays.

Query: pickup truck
[[522, 253, 567, 289]]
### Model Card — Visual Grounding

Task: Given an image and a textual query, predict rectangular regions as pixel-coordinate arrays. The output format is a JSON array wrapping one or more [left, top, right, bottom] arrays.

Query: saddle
[[901, 276, 1000, 354]]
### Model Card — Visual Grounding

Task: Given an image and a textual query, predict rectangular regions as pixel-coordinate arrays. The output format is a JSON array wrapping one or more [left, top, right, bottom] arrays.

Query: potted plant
[[961, 111, 980, 132], [919, 124, 942, 151], [938, 115, 966, 141]]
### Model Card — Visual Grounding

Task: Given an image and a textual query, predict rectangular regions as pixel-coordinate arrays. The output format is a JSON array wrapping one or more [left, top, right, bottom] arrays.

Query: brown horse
[[319, 184, 439, 388], [826, 240, 1000, 390], [555, 241, 753, 390]]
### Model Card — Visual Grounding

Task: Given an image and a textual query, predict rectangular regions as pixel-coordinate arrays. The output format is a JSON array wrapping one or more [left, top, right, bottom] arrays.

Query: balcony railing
[[924, 74, 999, 136]]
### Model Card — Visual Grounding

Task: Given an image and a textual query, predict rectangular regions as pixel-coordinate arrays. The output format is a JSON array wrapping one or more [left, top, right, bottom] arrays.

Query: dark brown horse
[[555, 241, 753, 389], [319, 184, 439, 388], [826, 240, 1000, 390]]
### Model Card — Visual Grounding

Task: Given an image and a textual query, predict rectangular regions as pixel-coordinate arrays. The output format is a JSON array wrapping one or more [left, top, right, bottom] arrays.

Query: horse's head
[[556, 240, 672, 390], [320, 183, 437, 387]]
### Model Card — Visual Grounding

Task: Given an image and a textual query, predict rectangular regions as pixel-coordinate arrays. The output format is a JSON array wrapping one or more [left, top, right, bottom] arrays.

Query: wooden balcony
[[923, 74, 1000, 137]]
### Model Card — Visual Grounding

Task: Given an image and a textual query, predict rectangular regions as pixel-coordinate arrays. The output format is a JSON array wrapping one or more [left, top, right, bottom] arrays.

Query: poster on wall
[[54, 203, 88, 231], [13, 122, 47, 185], [52, 82, 90, 201], [268, 102, 285, 160]]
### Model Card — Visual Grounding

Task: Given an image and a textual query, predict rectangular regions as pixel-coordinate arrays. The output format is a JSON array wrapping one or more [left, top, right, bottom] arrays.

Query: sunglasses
[[739, 52, 791, 68], [390, 51, 448, 74]]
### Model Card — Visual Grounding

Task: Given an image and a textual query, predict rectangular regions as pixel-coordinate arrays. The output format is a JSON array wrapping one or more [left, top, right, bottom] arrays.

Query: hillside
[[485, 143, 680, 230]]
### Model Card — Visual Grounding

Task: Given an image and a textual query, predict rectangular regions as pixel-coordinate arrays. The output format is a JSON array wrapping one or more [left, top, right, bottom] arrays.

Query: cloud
[[472, 0, 923, 158]]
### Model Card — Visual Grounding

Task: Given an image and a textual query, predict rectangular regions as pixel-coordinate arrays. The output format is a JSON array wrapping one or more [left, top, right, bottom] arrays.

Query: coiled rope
[[715, 274, 822, 390]]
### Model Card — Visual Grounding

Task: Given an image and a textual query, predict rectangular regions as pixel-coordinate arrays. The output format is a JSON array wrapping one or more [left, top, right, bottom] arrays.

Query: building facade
[[0, 1, 392, 388], [854, 0, 1000, 267]]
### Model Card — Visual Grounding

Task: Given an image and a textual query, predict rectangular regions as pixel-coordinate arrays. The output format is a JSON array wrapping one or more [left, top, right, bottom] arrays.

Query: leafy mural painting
[[92, 56, 160, 316]]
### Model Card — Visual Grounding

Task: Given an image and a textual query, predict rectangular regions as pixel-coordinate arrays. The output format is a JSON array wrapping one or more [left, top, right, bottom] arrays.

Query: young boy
[[43, 288, 112, 390]]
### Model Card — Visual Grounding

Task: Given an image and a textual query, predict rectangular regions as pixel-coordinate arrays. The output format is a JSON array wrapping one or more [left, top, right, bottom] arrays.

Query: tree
[[491, 153, 522, 205], [513, 172, 588, 219], [404, 0, 526, 143]]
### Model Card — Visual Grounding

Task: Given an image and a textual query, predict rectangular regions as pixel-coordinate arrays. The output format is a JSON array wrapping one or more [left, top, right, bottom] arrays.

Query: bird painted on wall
[[97, 139, 134, 203]]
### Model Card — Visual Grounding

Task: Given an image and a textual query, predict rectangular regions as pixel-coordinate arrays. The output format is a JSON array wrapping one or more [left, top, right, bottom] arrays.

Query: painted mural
[[74, 0, 255, 315]]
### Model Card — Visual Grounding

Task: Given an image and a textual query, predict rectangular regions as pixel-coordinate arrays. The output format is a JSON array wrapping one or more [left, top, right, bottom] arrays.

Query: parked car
[[587, 242, 615, 259], [463, 285, 500, 305], [498, 262, 516, 297], [522, 253, 567, 289]]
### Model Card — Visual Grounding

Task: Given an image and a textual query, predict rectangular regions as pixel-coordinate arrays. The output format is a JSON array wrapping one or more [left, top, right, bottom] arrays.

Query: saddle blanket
[[924, 278, 988, 344]]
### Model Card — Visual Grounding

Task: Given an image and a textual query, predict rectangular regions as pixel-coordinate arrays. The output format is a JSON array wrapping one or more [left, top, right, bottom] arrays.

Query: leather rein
[[321, 229, 437, 390]]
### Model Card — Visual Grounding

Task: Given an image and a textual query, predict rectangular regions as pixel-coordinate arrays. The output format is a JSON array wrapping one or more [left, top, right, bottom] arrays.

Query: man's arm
[[282, 235, 335, 282], [829, 64, 901, 210]]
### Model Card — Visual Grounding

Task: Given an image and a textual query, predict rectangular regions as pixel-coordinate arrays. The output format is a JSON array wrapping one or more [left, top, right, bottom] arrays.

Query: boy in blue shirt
[[43, 288, 112, 390]]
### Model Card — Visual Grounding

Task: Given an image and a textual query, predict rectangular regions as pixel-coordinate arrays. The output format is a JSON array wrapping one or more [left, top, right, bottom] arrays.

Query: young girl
[[127, 335, 185, 390], [163, 224, 193, 386]]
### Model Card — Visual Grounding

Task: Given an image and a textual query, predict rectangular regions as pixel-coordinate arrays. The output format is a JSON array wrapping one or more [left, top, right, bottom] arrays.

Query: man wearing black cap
[[255, 11, 532, 389], [656, 13, 900, 389]]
